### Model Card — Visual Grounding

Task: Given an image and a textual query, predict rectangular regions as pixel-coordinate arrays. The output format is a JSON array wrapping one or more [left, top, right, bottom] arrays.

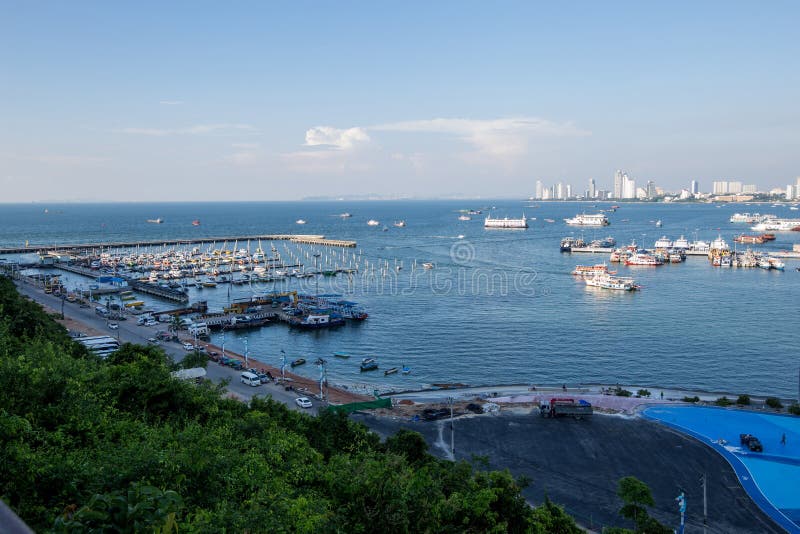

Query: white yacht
[[564, 213, 610, 226]]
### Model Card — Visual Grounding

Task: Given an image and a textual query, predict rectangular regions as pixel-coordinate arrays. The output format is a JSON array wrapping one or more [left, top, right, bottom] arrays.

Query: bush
[[766, 397, 783, 410], [736, 394, 751, 405], [614, 387, 632, 397], [637, 389, 651, 398], [789, 403, 800, 416], [682, 396, 700, 403], [714, 396, 732, 406]]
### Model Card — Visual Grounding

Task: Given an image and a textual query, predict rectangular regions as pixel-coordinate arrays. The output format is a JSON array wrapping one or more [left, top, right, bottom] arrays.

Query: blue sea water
[[1, 200, 799, 397]]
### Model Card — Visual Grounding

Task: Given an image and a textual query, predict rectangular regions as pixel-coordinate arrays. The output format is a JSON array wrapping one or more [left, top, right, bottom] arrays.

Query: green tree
[[615, 477, 671, 534]]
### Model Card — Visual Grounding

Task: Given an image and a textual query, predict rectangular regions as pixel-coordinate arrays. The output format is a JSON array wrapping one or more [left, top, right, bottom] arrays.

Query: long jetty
[[0, 234, 357, 255]]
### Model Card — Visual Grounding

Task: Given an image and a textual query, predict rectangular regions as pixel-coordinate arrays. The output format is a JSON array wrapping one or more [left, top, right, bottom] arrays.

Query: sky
[[1, 1, 799, 202]]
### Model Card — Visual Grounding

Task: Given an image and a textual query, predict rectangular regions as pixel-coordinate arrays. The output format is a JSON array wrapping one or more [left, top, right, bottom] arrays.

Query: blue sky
[[2, 1, 798, 201]]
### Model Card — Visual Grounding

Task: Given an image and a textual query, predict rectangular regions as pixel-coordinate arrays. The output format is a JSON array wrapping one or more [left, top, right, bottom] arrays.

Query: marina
[[2, 200, 800, 399]]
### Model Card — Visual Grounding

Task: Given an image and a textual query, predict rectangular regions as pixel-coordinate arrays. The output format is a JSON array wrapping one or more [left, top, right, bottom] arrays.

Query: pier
[[0, 234, 357, 255], [129, 280, 189, 303]]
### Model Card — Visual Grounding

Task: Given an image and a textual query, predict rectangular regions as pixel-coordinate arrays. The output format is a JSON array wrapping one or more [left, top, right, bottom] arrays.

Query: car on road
[[145, 320, 158, 327], [108, 322, 119, 330], [183, 342, 195, 351], [147, 337, 159, 344], [295, 397, 313, 409]]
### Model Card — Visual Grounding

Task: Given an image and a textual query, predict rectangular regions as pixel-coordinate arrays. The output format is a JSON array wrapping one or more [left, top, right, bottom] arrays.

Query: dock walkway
[[0, 234, 357, 255]]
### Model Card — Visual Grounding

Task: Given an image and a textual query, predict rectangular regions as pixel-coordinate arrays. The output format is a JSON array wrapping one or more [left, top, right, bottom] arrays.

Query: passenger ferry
[[564, 213, 610, 226], [751, 218, 800, 232], [571, 264, 614, 277], [484, 215, 528, 228], [625, 251, 663, 266], [584, 272, 638, 291]]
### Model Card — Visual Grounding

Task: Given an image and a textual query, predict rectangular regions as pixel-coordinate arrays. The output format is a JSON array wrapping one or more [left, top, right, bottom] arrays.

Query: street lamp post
[[60, 294, 65, 319], [448, 396, 455, 458], [280, 349, 286, 381], [244, 338, 249, 367], [221, 331, 226, 358]]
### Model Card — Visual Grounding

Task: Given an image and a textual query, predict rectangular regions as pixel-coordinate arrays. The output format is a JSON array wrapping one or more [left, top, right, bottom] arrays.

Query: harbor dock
[[0, 234, 357, 255]]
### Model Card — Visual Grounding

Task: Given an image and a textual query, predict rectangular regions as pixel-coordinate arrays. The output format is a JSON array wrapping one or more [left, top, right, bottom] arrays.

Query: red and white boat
[[625, 251, 663, 266]]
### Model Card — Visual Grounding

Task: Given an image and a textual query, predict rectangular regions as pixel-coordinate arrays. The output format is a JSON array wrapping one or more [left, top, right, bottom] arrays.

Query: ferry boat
[[564, 213, 610, 226], [560, 236, 586, 252], [730, 213, 762, 224], [393, 220, 406, 227], [625, 251, 663, 266], [653, 236, 673, 249], [673, 235, 690, 250], [584, 272, 638, 291], [147, 218, 163, 224], [751, 218, 800, 232], [571, 264, 614, 277], [484, 215, 528, 228], [367, 219, 380, 226]]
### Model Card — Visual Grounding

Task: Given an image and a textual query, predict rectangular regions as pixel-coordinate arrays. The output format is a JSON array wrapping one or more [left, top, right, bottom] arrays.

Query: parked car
[[108, 323, 119, 330], [147, 337, 159, 344], [295, 397, 313, 409], [258, 373, 270, 384], [145, 320, 158, 327], [183, 342, 195, 351]]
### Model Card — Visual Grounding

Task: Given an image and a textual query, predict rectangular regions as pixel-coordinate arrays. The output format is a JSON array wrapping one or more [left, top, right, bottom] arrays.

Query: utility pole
[[701, 473, 707, 534], [244, 338, 249, 367], [448, 396, 455, 458], [221, 331, 226, 358], [280, 349, 286, 381]]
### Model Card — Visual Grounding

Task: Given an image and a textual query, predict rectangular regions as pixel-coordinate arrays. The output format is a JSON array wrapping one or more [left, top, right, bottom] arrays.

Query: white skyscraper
[[622, 174, 636, 199], [613, 170, 624, 199], [535, 180, 543, 200], [588, 178, 596, 199], [728, 181, 743, 194], [556, 182, 564, 200], [566, 184, 573, 199], [712, 181, 729, 195], [690, 180, 699, 195]]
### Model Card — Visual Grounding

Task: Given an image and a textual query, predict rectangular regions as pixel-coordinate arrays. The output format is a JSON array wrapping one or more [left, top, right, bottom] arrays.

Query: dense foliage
[[0, 277, 580, 533]]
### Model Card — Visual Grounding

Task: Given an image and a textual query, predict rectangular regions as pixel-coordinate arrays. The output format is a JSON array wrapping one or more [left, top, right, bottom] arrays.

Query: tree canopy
[[0, 277, 582, 532]]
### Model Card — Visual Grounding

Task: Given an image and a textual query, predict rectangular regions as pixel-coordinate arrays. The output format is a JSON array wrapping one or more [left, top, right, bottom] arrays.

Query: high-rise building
[[588, 178, 596, 199], [742, 184, 757, 193], [787, 185, 797, 200], [613, 170, 624, 199], [728, 181, 743, 194], [566, 184, 573, 199], [690, 180, 699, 195], [645, 180, 656, 198], [535, 180, 543, 200], [712, 181, 729, 195], [622, 174, 636, 199], [556, 182, 564, 200]]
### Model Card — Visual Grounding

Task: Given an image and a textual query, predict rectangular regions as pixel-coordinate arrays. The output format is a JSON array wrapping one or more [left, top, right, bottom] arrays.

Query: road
[[13, 279, 320, 414]]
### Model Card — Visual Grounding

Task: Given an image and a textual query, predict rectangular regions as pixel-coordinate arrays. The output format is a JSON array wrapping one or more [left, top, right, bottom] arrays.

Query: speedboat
[[296, 219, 307, 225], [384, 367, 399, 376], [393, 220, 406, 227], [422, 262, 434, 269], [367, 219, 380, 226], [360, 358, 378, 372], [291, 358, 306, 367]]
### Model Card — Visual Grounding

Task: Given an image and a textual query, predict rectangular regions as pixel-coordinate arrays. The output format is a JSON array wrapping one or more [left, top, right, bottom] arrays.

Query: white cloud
[[304, 126, 370, 149], [372, 117, 590, 157], [117, 123, 257, 136], [159, 100, 184, 105]]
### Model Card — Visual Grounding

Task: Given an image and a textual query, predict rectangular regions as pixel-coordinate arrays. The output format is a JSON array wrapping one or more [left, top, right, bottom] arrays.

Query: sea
[[1, 200, 799, 398]]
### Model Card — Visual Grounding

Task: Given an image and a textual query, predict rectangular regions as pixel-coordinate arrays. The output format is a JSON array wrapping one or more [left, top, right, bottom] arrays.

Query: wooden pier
[[0, 234, 357, 255]]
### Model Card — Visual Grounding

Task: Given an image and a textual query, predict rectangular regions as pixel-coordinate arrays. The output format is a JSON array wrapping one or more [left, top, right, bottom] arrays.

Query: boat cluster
[[572, 264, 639, 291]]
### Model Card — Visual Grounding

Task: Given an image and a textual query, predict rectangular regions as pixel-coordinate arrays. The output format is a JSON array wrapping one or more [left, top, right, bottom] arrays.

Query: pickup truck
[[740, 434, 763, 452]]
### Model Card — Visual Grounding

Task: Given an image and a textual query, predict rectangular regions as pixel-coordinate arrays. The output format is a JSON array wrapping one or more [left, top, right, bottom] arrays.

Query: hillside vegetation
[[0, 277, 581, 533]]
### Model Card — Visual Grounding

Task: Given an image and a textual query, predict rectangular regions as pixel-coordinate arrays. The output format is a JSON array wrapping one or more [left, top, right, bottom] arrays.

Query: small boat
[[422, 262, 435, 269], [458, 215, 471, 221], [296, 219, 307, 225], [291, 358, 306, 367], [333, 351, 350, 359], [124, 301, 145, 308], [393, 220, 406, 227], [384, 367, 399, 376], [544, 218, 555, 223], [202, 279, 217, 288], [401, 366, 411, 375], [192, 219, 200, 226], [457, 234, 465, 239], [339, 212, 352, 218], [360, 358, 378, 372], [147, 218, 163, 224], [655, 220, 662, 227], [367, 219, 380, 226]]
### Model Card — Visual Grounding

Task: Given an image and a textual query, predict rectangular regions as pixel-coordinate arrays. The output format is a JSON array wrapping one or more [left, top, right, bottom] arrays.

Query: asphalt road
[[356, 411, 784, 534], [13, 280, 319, 414]]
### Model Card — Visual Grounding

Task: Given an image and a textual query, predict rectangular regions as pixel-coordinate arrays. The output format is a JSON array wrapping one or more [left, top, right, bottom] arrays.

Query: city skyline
[[2, 2, 799, 202]]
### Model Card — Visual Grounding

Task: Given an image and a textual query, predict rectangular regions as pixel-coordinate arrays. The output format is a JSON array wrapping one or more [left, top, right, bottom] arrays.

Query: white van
[[240, 372, 261, 387]]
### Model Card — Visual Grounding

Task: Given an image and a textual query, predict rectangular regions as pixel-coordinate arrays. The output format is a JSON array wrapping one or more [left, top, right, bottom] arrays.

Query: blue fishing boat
[[360, 358, 378, 372]]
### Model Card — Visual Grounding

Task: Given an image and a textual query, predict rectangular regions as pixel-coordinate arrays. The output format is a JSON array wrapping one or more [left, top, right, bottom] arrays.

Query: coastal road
[[356, 412, 784, 534], [13, 279, 321, 414]]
